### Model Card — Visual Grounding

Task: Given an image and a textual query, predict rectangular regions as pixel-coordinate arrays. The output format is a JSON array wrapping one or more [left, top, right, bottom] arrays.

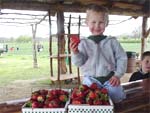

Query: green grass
[[0, 54, 50, 85], [0, 40, 150, 86]]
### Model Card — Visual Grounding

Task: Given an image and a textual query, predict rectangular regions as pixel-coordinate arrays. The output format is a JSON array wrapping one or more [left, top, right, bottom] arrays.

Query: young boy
[[70, 4, 127, 103], [129, 51, 150, 82]]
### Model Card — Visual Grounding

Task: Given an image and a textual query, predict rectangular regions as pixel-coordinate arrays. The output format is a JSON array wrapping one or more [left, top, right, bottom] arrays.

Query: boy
[[70, 4, 127, 103], [129, 51, 150, 82]]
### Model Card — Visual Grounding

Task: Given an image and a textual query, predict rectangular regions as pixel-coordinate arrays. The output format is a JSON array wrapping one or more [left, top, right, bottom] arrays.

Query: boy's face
[[141, 56, 150, 73], [86, 11, 107, 36]]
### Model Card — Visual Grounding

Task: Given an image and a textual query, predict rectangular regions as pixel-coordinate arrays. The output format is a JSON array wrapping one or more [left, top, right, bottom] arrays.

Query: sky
[[0, 10, 149, 38]]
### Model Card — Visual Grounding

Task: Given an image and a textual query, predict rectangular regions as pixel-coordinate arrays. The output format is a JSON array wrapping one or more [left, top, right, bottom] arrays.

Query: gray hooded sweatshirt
[[72, 36, 127, 78]]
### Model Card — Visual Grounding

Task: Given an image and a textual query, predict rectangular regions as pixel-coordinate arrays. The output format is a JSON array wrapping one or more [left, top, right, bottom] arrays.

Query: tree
[[15, 35, 32, 43]]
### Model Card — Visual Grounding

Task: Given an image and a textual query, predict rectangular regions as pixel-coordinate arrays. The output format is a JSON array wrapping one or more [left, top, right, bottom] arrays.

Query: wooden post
[[77, 15, 81, 85], [31, 24, 38, 68], [67, 14, 72, 74], [57, 10, 67, 85], [48, 10, 53, 77], [141, 16, 148, 55]]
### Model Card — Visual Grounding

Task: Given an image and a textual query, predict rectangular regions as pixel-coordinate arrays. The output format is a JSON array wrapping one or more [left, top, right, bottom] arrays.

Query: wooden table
[[114, 78, 150, 113], [0, 78, 149, 113]]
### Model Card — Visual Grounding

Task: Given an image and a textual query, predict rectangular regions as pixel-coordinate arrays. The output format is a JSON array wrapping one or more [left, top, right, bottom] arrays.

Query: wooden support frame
[[48, 13, 82, 85], [141, 16, 150, 55]]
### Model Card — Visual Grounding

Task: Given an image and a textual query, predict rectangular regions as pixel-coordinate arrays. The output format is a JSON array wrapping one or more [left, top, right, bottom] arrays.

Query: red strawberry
[[48, 99, 60, 108], [60, 90, 68, 95], [101, 88, 108, 94], [76, 90, 84, 98], [59, 94, 68, 102], [31, 93, 38, 101], [90, 83, 98, 90], [94, 89, 101, 96], [44, 99, 50, 105], [31, 101, 39, 108], [72, 100, 83, 105], [88, 91, 97, 99], [93, 99, 102, 105], [70, 34, 80, 43], [46, 93, 55, 101], [39, 89, 48, 95], [79, 84, 89, 91], [84, 89, 90, 95], [50, 90, 58, 96], [71, 92, 78, 99]]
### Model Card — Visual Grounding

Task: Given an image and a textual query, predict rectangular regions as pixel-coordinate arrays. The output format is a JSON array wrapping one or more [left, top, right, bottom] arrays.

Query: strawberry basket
[[22, 89, 70, 113], [68, 83, 114, 113], [68, 98, 113, 113]]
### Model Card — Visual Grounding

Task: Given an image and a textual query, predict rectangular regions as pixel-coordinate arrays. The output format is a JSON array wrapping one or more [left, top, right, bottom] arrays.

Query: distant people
[[129, 51, 150, 82], [10, 47, 14, 52], [37, 43, 43, 52], [5, 44, 8, 52], [16, 47, 19, 51]]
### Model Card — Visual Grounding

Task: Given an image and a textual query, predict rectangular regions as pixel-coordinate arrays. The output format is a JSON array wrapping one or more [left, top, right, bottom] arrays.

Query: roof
[[0, 0, 150, 16]]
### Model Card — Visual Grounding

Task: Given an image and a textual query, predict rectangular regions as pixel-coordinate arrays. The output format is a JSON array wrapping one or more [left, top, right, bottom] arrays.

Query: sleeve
[[112, 38, 128, 78], [71, 40, 88, 67]]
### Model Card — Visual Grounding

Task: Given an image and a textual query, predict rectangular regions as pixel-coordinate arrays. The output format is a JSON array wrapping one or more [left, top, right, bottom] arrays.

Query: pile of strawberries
[[25, 89, 69, 108], [70, 83, 110, 105]]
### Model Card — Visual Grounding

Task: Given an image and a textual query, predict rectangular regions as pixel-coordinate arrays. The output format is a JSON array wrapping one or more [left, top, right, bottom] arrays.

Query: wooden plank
[[49, 54, 71, 58], [115, 79, 150, 113]]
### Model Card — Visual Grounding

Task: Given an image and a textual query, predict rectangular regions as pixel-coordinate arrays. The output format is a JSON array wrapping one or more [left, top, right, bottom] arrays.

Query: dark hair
[[141, 51, 150, 60]]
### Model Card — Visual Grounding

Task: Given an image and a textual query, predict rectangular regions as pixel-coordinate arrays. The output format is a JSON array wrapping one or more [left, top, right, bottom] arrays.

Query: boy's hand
[[70, 34, 80, 54], [109, 76, 120, 86]]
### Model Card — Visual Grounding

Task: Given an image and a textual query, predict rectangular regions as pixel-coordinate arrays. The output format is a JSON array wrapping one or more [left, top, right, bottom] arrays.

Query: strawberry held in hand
[[70, 34, 80, 54], [70, 34, 80, 44]]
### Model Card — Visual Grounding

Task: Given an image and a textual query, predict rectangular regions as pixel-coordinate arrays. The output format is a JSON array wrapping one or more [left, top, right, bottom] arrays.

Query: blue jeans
[[82, 76, 126, 103]]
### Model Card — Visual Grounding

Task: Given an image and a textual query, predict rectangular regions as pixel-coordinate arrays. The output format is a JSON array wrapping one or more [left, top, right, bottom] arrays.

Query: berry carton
[[68, 83, 114, 113], [22, 89, 70, 113]]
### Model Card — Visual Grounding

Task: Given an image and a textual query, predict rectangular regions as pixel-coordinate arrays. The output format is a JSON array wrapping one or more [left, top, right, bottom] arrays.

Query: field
[[0, 39, 150, 86]]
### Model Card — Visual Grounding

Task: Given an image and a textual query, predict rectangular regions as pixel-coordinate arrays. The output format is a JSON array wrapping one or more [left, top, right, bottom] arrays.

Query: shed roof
[[0, 0, 150, 16]]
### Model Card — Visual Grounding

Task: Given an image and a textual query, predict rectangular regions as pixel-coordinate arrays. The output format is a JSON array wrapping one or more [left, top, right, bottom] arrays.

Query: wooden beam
[[112, 2, 142, 10], [0, 1, 148, 16], [141, 16, 148, 54]]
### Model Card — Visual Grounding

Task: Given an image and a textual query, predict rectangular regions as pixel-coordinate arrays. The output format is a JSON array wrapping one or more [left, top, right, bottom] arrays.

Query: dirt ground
[[0, 73, 131, 103]]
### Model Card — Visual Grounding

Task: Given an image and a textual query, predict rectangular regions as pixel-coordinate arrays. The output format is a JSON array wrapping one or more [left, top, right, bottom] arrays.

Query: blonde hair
[[86, 4, 109, 26]]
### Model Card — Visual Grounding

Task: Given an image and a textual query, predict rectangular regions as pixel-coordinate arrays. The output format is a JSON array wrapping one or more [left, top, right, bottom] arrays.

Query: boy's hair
[[141, 51, 150, 60], [86, 4, 109, 26]]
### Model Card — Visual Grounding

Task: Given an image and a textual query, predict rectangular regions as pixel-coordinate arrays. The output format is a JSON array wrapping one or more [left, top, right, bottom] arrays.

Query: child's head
[[86, 4, 109, 36], [141, 51, 150, 73]]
